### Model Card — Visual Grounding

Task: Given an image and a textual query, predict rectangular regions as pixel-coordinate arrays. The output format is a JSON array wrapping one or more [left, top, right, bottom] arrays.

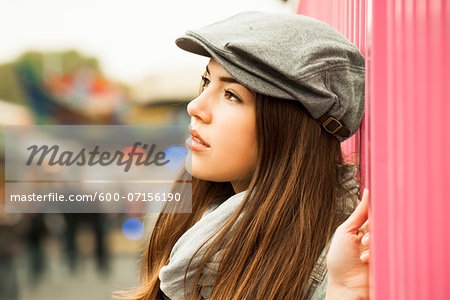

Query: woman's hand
[[325, 189, 370, 300]]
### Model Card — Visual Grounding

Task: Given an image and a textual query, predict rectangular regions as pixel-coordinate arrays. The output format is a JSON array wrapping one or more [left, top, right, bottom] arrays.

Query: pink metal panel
[[370, 0, 450, 299], [298, 0, 450, 299]]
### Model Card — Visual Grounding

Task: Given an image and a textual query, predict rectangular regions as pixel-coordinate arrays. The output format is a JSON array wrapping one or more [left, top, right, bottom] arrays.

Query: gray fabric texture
[[158, 190, 247, 300], [158, 164, 359, 299], [175, 11, 365, 141]]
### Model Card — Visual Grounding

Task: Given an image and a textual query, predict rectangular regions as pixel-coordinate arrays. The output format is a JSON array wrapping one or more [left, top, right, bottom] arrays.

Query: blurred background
[[0, 0, 296, 299]]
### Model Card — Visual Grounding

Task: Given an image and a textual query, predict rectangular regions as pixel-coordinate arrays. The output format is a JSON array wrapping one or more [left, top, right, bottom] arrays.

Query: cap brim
[[175, 36, 212, 58]]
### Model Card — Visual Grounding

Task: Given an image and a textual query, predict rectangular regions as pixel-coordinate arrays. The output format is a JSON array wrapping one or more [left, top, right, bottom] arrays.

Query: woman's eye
[[200, 76, 210, 90], [224, 90, 242, 103]]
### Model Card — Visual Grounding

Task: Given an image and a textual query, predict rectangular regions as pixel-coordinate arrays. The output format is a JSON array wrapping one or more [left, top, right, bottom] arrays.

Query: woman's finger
[[360, 250, 370, 263], [343, 188, 370, 232], [357, 220, 370, 240], [361, 233, 370, 247]]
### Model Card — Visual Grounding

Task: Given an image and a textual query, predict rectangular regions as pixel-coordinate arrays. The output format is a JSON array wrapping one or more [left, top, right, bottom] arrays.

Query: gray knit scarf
[[158, 190, 247, 299]]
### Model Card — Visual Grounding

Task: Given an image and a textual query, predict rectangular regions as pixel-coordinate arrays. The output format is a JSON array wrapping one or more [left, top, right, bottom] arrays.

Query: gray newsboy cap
[[176, 11, 365, 141]]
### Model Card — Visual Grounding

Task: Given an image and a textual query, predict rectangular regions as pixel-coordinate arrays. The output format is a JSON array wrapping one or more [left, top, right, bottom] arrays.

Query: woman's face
[[185, 58, 258, 193]]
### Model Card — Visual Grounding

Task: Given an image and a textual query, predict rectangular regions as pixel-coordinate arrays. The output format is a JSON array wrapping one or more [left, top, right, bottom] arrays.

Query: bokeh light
[[122, 218, 144, 241], [163, 145, 188, 170]]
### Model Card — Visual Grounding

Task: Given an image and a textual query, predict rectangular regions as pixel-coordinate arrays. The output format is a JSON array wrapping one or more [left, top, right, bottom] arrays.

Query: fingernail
[[362, 234, 370, 246], [360, 251, 369, 262]]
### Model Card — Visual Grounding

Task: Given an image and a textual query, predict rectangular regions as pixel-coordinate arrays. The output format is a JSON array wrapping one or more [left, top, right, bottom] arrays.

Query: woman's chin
[[184, 155, 192, 175], [184, 153, 208, 179]]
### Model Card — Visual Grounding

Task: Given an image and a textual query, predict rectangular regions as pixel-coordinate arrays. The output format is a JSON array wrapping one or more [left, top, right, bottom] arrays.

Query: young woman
[[121, 11, 370, 300]]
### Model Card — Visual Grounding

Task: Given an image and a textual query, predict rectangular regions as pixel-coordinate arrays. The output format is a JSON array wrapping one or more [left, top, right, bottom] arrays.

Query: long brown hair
[[118, 93, 358, 300]]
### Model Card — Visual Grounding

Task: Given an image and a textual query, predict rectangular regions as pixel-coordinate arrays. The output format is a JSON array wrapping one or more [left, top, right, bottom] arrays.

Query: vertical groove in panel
[[365, 1, 372, 295], [361, 0, 367, 54], [337, 0, 341, 28], [413, 0, 423, 298], [341, 0, 344, 32], [336, 0, 340, 28], [345, 0, 349, 38], [421, 1, 430, 298], [396, 0, 410, 300], [360, 0, 367, 189], [384, 1, 394, 300], [330, 0, 336, 26], [354, 0, 358, 42], [412, 2, 422, 299], [443, 0, 450, 297], [355, 0, 360, 47], [404, 1, 416, 300], [349, 0, 353, 40], [428, 0, 445, 299], [345, 0, 348, 37], [424, 0, 432, 297], [370, 0, 391, 298], [350, 0, 354, 40], [386, 0, 397, 299], [416, 1, 430, 299], [438, 2, 446, 297], [392, 0, 399, 297], [404, 2, 411, 298], [347, 0, 350, 41], [353, 0, 357, 44], [361, 0, 369, 191]]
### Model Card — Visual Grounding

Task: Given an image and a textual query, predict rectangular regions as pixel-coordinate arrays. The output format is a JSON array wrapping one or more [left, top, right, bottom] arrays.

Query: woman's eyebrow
[[205, 65, 241, 84]]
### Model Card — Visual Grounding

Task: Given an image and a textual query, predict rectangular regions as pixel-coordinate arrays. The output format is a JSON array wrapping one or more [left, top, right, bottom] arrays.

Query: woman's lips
[[186, 125, 210, 151], [185, 136, 210, 151]]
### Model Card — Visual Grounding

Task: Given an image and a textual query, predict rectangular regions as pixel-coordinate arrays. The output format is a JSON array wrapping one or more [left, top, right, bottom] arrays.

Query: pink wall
[[298, 0, 450, 299]]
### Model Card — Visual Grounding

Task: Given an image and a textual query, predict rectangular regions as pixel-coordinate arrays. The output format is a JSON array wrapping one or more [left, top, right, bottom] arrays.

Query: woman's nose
[[187, 93, 212, 123]]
